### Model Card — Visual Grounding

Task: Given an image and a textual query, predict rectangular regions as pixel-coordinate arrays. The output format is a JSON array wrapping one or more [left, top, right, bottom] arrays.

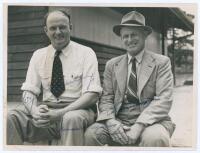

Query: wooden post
[[172, 28, 176, 85], [161, 9, 165, 55]]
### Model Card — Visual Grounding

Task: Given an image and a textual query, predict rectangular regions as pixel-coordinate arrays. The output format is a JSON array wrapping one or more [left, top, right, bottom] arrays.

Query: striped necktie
[[50, 50, 65, 98], [127, 57, 139, 103]]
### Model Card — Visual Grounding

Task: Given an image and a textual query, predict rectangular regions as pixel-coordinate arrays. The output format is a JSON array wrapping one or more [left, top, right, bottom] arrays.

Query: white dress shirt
[[21, 41, 102, 103]]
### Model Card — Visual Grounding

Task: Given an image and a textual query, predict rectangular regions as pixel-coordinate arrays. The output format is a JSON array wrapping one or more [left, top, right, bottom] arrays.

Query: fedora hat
[[113, 11, 152, 36]]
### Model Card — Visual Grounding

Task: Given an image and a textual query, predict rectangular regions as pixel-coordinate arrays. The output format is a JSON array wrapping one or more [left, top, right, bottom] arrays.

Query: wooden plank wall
[[8, 6, 49, 101], [7, 6, 126, 102]]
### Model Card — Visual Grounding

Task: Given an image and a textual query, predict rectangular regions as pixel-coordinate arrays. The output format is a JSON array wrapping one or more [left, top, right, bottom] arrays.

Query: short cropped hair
[[44, 10, 71, 26]]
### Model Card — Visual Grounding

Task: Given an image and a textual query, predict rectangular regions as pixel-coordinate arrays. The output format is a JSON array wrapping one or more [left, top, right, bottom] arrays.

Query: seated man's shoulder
[[32, 46, 50, 57], [146, 51, 170, 65], [71, 41, 94, 54], [106, 54, 126, 66]]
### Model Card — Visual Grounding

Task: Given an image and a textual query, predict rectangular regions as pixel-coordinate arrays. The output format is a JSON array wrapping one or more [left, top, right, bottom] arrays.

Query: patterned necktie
[[50, 50, 65, 98], [127, 57, 139, 103]]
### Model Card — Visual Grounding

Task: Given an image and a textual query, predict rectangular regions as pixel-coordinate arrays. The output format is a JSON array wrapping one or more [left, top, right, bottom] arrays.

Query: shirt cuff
[[135, 116, 152, 126], [82, 85, 102, 96], [21, 83, 41, 96], [96, 110, 115, 122]]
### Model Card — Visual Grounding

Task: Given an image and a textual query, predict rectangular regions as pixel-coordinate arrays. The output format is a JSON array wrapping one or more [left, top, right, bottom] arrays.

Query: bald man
[[7, 10, 102, 146]]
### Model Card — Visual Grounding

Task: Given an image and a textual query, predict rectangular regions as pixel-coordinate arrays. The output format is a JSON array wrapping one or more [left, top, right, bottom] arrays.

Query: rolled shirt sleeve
[[21, 51, 41, 96], [81, 48, 102, 96]]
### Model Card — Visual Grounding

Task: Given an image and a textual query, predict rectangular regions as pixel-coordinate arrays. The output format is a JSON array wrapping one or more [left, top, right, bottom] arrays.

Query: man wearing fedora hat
[[84, 11, 175, 146]]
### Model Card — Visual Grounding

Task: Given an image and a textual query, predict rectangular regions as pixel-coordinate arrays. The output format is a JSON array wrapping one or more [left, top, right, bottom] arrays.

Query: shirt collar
[[50, 41, 72, 58], [128, 49, 145, 64]]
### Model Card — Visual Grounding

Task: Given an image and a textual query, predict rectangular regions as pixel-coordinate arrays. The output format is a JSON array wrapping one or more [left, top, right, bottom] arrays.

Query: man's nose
[[128, 35, 136, 42], [127, 35, 133, 42], [55, 27, 61, 34]]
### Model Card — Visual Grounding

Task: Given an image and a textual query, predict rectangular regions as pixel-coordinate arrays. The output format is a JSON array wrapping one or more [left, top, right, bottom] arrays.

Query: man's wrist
[[134, 123, 145, 131], [30, 105, 37, 115], [58, 108, 68, 117], [105, 118, 116, 125]]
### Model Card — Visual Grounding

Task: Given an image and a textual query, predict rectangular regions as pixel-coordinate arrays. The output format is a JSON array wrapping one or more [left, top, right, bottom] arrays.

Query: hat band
[[122, 20, 144, 26]]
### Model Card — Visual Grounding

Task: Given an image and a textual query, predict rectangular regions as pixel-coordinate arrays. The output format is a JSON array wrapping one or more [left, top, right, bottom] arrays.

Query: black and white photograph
[[3, 2, 197, 151]]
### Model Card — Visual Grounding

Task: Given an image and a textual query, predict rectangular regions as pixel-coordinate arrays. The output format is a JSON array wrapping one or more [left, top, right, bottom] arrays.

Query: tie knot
[[131, 57, 136, 63], [55, 50, 62, 56]]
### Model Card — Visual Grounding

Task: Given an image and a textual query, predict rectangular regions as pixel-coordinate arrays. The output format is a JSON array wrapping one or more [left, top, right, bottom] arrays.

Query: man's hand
[[31, 105, 49, 120], [40, 109, 62, 123], [106, 119, 129, 145], [125, 123, 145, 145], [31, 105, 50, 128]]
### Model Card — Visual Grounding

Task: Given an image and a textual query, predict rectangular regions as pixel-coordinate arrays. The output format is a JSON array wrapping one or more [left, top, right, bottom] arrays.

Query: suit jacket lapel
[[115, 54, 128, 96], [138, 51, 155, 97]]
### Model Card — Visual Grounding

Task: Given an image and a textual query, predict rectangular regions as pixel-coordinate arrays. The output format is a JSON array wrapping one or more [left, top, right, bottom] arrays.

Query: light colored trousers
[[85, 122, 173, 146], [7, 105, 95, 145]]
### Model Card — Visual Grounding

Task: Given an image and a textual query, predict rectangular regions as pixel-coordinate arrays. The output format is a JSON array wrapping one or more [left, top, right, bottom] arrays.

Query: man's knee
[[85, 123, 108, 146], [7, 110, 24, 145], [139, 124, 170, 147], [85, 123, 98, 140], [7, 110, 19, 124], [140, 132, 170, 147], [62, 110, 87, 129], [7, 111, 13, 122]]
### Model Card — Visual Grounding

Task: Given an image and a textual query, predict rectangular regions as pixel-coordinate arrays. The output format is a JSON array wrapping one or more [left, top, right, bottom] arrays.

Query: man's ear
[[70, 24, 73, 30], [44, 26, 48, 35], [143, 30, 149, 38]]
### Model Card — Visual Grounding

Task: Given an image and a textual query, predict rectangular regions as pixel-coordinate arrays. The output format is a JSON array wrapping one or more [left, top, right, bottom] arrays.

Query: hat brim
[[113, 24, 152, 36]]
